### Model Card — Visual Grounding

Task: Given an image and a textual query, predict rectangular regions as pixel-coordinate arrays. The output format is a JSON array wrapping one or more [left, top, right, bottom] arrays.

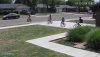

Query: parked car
[[2, 13, 20, 20], [20, 10, 28, 15]]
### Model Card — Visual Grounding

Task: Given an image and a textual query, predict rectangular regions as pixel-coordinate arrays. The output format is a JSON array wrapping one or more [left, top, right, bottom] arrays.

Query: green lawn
[[54, 38, 74, 47], [0, 25, 72, 57], [0, 15, 3, 18]]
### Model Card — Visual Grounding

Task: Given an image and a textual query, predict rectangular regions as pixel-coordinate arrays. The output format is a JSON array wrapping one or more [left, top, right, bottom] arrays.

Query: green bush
[[0, 9, 18, 15], [86, 28, 100, 51], [67, 26, 94, 42]]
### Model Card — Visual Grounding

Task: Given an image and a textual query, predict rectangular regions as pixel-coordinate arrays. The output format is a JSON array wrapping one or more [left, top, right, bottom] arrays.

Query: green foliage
[[86, 28, 100, 51], [68, 0, 94, 6], [0, 0, 12, 3], [91, 2, 100, 12], [0, 9, 18, 15], [67, 26, 94, 42], [16, 0, 38, 12]]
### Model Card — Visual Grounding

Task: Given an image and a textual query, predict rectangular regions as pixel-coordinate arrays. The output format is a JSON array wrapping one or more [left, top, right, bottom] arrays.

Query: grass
[[0, 15, 3, 18], [0, 25, 72, 57], [53, 38, 74, 47], [67, 19, 96, 24]]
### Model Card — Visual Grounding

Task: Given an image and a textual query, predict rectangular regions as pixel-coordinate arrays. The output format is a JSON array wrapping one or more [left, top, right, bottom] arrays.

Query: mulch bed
[[53, 38, 100, 53]]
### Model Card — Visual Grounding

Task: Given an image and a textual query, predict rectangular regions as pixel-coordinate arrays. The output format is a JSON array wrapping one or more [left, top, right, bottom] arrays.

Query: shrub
[[86, 28, 100, 51], [67, 26, 94, 42], [0, 9, 18, 15]]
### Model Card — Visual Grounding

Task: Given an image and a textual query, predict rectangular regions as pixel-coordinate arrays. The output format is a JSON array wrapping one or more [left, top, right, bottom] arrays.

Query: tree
[[16, 0, 38, 14], [49, 0, 56, 13], [0, 0, 12, 3], [67, 0, 94, 12], [91, 2, 100, 26], [29, 0, 38, 14], [68, 0, 94, 6], [41, 0, 56, 13], [15, 0, 24, 4], [41, 0, 49, 12], [66, 1, 75, 6], [55, 0, 65, 5]]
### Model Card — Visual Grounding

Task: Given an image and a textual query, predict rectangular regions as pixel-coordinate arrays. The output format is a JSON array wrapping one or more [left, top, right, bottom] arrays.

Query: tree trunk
[[46, 4, 48, 12], [95, 11, 100, 27], [30, 5, 36, 14]]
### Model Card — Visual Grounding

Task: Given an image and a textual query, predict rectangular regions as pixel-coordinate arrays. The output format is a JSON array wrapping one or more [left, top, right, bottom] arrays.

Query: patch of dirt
[[74, 42, 86, 49], [0, 39, 15, 46]]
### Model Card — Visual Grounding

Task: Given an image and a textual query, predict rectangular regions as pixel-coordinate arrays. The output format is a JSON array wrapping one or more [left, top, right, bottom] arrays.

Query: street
[[0, 13, 92, 27]]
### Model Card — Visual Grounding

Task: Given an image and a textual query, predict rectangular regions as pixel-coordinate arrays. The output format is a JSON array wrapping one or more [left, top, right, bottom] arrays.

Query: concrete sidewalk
[[0, 21, 95, 30], [26, 33, 100, 57], [36, 21, 95, 29]]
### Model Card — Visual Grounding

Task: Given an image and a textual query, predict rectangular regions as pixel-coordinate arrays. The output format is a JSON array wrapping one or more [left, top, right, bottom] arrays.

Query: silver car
[[3, 13, 20, 20]]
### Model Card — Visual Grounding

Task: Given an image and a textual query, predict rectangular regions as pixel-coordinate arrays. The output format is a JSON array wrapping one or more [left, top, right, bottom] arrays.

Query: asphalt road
[[0, 13, 92, 27]]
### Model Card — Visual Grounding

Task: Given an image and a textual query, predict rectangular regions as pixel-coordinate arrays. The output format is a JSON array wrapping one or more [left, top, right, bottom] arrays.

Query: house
[[36, 4, 50, 13], [55, 5, 76, 12], [0, 4, 30, 14], [15, 4, 30, 13], [36, 4, 76, 13]]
